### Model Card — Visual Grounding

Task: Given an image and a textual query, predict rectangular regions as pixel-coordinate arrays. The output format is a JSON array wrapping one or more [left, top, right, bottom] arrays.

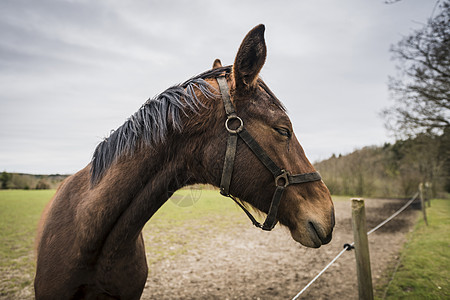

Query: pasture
[[381, 198, 450, 299], [0, 189, 448, 299], [0, 190, 53, 298]]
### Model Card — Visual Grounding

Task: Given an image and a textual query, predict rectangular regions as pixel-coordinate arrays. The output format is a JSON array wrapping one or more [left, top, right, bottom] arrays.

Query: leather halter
[[217, 75, 322, 231]]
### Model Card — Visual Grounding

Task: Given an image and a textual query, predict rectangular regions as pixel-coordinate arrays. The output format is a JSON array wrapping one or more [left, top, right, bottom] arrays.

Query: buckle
[[275, 170, 289, 187], [225, 115, 244, 134]]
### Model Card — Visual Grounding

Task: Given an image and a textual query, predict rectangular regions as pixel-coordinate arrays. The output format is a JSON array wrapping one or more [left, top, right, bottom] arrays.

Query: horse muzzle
[[290, 205, 335, 248]]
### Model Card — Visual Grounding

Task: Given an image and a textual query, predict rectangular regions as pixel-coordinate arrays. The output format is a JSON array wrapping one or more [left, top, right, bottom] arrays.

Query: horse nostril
[[308, 221, 321, 239], [309, 221, 332, 245]]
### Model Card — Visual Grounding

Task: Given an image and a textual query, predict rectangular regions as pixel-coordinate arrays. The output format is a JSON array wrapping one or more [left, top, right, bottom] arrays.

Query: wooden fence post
[[419, 183, 428, 226], [351, 198, 374, 300]]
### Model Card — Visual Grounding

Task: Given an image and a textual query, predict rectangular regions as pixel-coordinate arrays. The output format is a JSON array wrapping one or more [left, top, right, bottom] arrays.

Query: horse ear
[[212, 59, 222, 69], [233, 24, 267, 89]]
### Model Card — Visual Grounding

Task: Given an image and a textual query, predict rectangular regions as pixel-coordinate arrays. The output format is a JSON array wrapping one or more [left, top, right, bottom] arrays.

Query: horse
[[34, 24, 335, 299]]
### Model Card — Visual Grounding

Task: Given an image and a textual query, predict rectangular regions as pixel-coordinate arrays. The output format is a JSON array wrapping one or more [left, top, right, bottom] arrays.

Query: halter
[[217, 75, 322, 231]]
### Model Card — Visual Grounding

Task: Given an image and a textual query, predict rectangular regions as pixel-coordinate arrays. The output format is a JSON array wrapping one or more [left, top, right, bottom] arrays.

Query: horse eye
[[275, 127, 291, 138]]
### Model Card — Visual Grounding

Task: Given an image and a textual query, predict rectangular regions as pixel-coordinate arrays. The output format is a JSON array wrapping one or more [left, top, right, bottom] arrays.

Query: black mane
[[90, 67, 231, 184]]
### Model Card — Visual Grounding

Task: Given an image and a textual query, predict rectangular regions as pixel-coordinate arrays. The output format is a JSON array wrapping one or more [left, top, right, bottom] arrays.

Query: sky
[[0, 0, 438, 174]]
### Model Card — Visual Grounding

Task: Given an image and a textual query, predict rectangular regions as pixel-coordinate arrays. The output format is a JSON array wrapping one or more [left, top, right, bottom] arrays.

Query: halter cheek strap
[[216, 75, 322, 231]]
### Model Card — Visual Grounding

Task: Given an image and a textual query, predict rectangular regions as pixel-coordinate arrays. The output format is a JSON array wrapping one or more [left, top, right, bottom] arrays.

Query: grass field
[[378, 199, 450, 300], [0, 190, 54, 298]]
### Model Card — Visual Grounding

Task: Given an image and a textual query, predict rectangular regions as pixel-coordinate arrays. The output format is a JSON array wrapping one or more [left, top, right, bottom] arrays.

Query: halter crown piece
[[216, 75, 322, 231]]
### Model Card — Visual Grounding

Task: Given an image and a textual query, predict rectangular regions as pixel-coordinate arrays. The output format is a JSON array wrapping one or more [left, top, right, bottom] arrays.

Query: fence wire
[[291, 246, 349, 300], [367, 192, 419, 236], [291, 192, 419, 300]]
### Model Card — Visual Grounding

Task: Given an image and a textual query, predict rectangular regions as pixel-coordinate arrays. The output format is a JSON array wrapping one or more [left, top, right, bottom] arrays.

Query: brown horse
[[35, 24, 334, 299]]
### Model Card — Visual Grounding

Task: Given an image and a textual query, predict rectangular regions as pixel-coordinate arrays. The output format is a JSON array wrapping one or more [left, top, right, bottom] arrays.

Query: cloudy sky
[[0, 0, 437, 174]]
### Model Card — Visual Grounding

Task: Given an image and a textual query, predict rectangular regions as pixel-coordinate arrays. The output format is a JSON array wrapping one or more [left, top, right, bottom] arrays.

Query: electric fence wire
[[367, 192, 419, 236]]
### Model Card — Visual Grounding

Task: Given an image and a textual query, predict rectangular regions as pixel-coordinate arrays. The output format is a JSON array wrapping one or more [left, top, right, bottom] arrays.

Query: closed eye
[[275, 127, 291, 139]]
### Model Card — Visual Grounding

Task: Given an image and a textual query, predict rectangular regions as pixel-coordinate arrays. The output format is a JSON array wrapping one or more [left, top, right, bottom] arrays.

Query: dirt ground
[[142, 198, 418, 300]]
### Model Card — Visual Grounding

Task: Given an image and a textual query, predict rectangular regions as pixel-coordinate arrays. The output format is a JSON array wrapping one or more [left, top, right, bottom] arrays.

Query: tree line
[[0, 172, 68, 190], [315, 129, 450, 198]]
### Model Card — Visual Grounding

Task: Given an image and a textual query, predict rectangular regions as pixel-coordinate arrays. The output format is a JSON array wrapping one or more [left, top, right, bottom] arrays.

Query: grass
[[0, 190, 54, 297], [0, 190, 54, 263], [330, 195, 352, 202], [376, 199, 450, 300]]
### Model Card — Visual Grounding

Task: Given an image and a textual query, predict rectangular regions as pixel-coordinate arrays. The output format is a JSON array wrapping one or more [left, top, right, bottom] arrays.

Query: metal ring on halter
[[275, 170, 290, 188], [225, 116, 244, 134]]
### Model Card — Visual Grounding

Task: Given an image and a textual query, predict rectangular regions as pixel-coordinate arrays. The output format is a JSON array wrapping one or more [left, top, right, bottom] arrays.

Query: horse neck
[[82, 86, 225, 257], [83, 140, 193, 256]]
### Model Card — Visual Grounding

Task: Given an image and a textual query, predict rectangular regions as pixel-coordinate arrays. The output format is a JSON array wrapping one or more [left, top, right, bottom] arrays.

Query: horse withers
[[35, 24, 334, 299]]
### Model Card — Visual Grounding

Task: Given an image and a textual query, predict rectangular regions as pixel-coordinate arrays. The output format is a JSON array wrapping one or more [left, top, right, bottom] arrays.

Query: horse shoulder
[[36, 167, 91, 253]]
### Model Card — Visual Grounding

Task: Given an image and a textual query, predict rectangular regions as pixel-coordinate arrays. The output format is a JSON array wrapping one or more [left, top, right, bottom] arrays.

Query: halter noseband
[[217, 75, 322, 231]]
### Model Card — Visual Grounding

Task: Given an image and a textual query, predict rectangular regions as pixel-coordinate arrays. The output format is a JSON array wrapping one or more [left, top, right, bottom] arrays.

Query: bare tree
[[383, 1, 450, 137]]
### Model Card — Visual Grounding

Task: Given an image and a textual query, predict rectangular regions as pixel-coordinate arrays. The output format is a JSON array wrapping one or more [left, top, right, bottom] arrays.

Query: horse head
[[195, 25, 335, 248]]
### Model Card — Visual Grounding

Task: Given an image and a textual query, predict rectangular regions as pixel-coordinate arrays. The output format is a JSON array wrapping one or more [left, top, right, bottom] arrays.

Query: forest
[[315, 130, 450, 198]]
